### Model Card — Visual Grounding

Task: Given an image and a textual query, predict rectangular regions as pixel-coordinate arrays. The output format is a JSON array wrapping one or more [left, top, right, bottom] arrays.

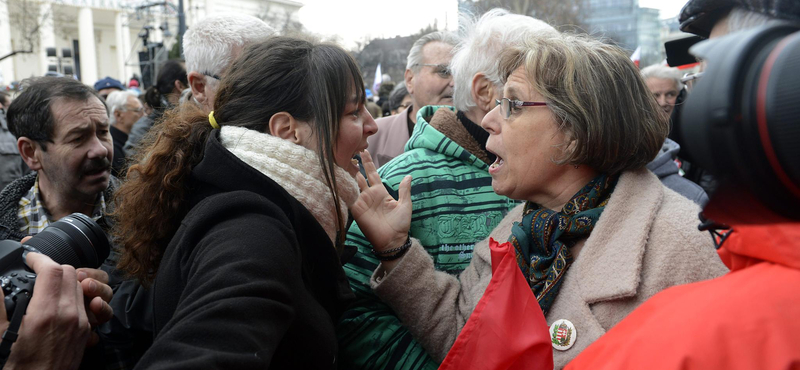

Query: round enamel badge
[[549, 319, 577, 351]]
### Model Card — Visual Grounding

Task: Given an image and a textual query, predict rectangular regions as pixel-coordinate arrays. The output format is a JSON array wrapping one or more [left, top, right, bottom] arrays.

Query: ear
[[268, 112, 314, 147], [471, 73, 498, 114], [188, 71, 207, 106], [17, 137, 43, 171], [174, 79, 187, 93], [113, 109, 124, 122], [404, 68, 415, 96]]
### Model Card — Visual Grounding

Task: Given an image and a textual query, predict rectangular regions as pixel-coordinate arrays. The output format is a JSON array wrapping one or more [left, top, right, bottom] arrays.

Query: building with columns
[[0, 0, 302, 88]]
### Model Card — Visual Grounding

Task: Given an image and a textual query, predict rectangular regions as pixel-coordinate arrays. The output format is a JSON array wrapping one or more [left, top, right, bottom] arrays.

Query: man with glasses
[[368, 31, 459, 167], [105, 90, 144, 177]]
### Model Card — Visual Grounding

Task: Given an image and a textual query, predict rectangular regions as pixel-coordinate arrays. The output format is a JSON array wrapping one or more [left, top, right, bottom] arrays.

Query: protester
[[0, 76, 117, 369], [94, 77, 125, 101], [388, 82, 411, 115], [123, 60, 187, 157], [338, 9, 556, 369], [184, 14, 274, 114], [367, 31, 458, 167], [105, 90, 144, 177], [1, 91, 30, 191], [112, 36, 377, 368], [638, 64, 708, 206], [351, 33, 728, 369]]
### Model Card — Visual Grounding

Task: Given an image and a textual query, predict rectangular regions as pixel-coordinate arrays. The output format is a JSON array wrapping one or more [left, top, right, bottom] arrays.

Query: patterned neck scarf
[[508, 173, 618, 315]]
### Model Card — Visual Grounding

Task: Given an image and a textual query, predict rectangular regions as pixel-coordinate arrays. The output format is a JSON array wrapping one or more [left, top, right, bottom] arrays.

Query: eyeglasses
[[495, 98, 547, 119], [122, 106, 145, 113], [412, 63, 451, 79], [202, 72, 221, 80]]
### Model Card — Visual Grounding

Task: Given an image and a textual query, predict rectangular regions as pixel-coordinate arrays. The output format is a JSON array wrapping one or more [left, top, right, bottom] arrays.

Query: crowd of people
[[0, 0, 797, 369]]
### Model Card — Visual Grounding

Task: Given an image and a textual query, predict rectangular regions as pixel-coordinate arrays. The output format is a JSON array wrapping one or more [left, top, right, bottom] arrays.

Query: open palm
[[350, 151, 412, 253]]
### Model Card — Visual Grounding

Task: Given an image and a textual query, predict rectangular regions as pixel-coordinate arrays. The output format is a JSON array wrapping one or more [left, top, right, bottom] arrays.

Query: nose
[[481, 104, 501, 134], [363, 106, 378, 138], [87, 134, 110, 160]]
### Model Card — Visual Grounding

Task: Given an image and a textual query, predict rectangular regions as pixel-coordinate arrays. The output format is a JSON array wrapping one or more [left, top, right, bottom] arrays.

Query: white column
[[115, 12, 126, 82], [122, 17, 134, 82], [39, 3, 56, 76], [0, 0, 15, 85], [78, 7, 98, 84]]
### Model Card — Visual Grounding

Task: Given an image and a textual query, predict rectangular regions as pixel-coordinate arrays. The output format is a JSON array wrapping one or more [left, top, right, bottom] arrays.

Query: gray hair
[[406, 31, 459, 71], [451, 8, 557, 112], [389, 82, 409, 111], [726, 7, 781, 33], [183, 14, 275, 88], [640, 64, 684, 91], [106, 90, 139, 125]]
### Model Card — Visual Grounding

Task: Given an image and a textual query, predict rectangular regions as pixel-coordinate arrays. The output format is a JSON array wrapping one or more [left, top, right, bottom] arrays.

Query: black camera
[[680, 22, 800, 219], [0, 213, 110, 319]]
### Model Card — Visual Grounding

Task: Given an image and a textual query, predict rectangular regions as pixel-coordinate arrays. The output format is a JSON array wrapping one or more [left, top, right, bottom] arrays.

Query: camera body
[[0, 243, 39, 318], [0, 213, 110, 319]]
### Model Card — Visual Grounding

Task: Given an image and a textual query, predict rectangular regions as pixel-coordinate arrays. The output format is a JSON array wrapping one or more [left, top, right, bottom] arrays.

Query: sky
[[298, 0, 690, 50]]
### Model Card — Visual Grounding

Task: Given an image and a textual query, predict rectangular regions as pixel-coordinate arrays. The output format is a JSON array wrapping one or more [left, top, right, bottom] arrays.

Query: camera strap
[[0, 294, 31, 369]]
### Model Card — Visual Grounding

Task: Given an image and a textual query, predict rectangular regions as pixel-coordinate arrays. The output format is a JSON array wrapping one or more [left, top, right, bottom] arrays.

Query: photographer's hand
[[0, 252, 91, 370], [77, 268, 113, 347]]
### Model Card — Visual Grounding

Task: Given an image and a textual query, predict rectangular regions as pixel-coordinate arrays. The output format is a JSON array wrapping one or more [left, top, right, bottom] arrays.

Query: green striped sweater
[[337, 106, 518, 369]]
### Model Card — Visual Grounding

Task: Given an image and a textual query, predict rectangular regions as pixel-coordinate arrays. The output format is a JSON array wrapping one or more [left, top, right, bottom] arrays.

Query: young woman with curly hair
[[112, 36, 377, 369]]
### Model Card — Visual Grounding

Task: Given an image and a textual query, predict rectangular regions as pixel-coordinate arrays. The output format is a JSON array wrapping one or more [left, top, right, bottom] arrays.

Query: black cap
[[679, 0, 800, 38]]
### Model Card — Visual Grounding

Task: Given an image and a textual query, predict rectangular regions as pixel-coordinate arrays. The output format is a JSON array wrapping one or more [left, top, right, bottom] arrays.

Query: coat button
[[549, 319, 577, 351]]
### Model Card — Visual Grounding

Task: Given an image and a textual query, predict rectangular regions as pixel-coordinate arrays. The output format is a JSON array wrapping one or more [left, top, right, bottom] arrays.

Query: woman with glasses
[[352, 33, 728, 368], [112, 36, 377, 369]]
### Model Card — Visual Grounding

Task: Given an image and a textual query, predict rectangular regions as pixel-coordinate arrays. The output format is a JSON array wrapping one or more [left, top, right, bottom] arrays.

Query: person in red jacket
[[567, 7, 800, 369]]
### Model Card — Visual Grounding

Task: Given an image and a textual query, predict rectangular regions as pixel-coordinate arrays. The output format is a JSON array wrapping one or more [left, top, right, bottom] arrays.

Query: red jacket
[[567, 211, 800, 369]]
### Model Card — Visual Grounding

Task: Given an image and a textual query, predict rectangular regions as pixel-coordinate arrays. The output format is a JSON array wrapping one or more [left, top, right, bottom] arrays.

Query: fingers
[[398, 175, 413, 208], [81, 278, 113, 303], [77, 268, 109, 285], [356, 172, 369, 193], [20, 236, 32, 244], [360, 150, 381, 187], [87, 296, 113, 326]]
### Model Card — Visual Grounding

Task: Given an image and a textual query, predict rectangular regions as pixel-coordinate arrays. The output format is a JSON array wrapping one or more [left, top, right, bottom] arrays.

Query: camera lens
[[22, 213, 111, 268]]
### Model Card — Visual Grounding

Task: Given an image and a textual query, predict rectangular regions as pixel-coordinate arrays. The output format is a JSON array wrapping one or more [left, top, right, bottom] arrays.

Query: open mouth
[[487, 148, 504, 174]]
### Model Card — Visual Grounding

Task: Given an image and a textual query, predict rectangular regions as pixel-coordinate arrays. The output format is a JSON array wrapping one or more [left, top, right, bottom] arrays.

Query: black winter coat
[[133, 131, 355, 369]]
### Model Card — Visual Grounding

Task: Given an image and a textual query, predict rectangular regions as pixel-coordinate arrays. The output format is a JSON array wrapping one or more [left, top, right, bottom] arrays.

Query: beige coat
[[371, 169, 729, 368], [367, 106, 412, 168]]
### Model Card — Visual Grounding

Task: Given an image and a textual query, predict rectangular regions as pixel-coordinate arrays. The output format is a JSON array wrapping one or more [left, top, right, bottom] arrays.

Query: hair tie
[[209, 111, 220, 129]]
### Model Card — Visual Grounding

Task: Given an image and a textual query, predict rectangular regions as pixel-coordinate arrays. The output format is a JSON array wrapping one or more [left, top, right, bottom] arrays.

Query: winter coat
[[132, 131, 354, 369], [646, 138, 709, 206], [338, 106, 517, 370], [370, 169, 729, 369]]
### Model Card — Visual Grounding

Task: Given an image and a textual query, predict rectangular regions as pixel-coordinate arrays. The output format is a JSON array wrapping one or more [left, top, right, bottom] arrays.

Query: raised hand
[[350, 150, 413, 253]]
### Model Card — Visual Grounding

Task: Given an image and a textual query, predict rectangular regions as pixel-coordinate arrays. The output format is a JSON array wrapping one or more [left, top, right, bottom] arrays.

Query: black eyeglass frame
[[411, 63, 452, 78]]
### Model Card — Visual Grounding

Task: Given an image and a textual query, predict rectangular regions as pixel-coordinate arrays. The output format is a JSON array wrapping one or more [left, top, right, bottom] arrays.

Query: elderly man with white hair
[[640, 64, 709, 206], [106, 90, 144, 176], [184, 14, 275, 113], [338, 9, 557, 370]]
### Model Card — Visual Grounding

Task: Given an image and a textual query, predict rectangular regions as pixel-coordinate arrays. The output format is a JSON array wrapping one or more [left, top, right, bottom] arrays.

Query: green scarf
[[508, 173, 618, 315]]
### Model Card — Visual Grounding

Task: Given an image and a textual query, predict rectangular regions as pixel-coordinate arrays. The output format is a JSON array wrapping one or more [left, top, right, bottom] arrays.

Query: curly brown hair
[[114, 36, 366, 284]]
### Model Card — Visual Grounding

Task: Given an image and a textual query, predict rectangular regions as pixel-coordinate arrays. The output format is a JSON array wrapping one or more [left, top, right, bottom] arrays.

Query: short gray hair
[[640, 64, 684, 91], [451, 9, 557, 112], [726, 7, 781, 33], [183, 14, 275, 84], [106, 90, 139, 124], [406, 31, 459, 71]]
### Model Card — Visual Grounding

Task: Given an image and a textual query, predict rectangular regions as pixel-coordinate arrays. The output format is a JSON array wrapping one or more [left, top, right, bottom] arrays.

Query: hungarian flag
[[631, 46, 641, 68], [439, 239, 553, 370]]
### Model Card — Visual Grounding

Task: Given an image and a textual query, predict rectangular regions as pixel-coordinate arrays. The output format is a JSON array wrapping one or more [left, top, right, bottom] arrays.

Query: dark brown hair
[[498, 33, 668, 175], [114, 36, 365, 283]]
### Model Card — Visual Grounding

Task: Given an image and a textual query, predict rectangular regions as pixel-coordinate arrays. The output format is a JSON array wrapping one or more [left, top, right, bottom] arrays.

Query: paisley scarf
[[508, 173, 618, 315]]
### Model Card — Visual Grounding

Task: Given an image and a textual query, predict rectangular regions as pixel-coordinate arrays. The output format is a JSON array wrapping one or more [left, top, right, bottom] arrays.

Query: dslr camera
[[0, 213, 110, 319]]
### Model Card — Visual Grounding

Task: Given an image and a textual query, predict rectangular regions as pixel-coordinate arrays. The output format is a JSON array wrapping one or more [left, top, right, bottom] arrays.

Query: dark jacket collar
[[0, 172, 119, 241]]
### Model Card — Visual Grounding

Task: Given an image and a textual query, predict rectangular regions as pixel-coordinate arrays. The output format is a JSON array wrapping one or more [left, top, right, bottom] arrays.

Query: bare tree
[[458, 0, 587, 30], [257, 2, 303, 35], [1, 0, 70, 62]]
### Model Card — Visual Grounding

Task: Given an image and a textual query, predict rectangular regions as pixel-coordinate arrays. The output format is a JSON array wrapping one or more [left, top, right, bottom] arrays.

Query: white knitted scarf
[[220, 126, 360, 244]]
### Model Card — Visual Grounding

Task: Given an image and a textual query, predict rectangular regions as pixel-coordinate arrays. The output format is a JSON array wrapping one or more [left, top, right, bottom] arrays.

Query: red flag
[[439, 238, 553, 370], [630, 46, 641, 68]]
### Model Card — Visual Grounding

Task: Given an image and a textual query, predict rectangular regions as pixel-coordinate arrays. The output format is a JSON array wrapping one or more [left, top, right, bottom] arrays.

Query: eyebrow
[[505, 86, 522, 99]]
